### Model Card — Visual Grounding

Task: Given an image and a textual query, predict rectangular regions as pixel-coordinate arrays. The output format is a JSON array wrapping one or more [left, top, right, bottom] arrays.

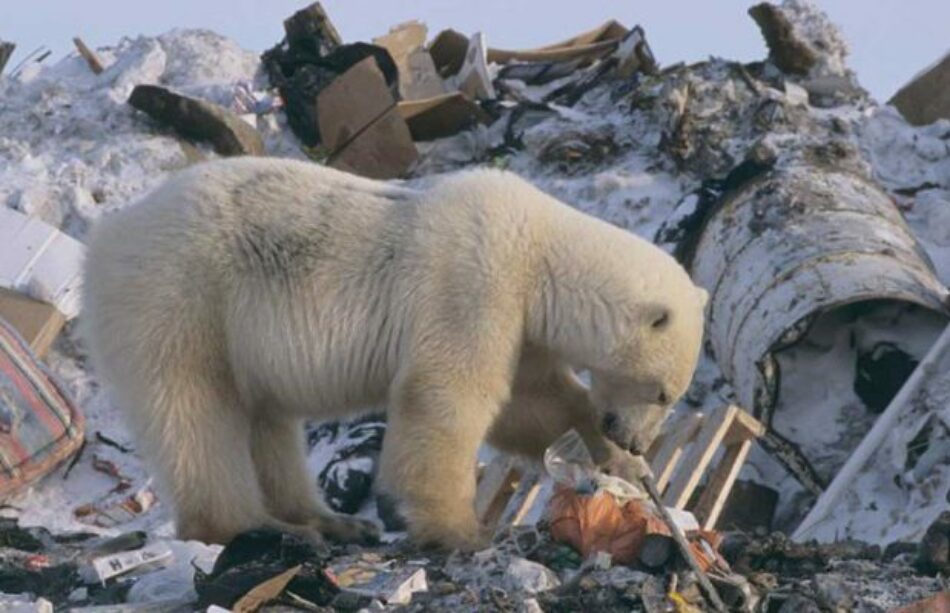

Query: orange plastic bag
[[548, 485, 669, 565]]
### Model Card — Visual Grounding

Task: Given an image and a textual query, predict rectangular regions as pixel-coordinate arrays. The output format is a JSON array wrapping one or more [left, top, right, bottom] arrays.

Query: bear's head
[[588, 285, 708, 455]]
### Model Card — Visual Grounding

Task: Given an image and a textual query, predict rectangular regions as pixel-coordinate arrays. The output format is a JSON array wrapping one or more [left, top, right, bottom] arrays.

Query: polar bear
[[82, 157, 707, 550]]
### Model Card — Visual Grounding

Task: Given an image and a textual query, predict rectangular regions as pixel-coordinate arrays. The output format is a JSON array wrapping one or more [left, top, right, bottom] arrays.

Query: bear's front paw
[[318, 515, 381, 545], [409, 513, 490, 552], [600, 451, 652, 485]]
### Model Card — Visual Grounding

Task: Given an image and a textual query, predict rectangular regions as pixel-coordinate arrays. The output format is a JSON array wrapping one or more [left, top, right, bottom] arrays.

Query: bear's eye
[[652, 311, 670, 330]]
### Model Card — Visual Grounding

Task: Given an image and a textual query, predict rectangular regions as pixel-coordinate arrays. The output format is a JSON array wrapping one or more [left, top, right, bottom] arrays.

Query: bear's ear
[[697, 288, 709, 309], [647, 305, 672, 330]]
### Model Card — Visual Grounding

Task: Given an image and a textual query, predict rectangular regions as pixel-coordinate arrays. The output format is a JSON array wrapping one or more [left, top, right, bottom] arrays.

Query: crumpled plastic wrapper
[[542, 429, 646, 502]]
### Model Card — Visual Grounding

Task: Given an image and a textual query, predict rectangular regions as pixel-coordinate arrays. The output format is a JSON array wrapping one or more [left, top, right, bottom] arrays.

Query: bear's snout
[[600, 405, 669, 456], [601, 411, 640, 452]]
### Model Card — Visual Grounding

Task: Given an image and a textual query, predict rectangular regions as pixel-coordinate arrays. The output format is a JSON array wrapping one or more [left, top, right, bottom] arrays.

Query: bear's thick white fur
[[82, 157, 707, 550]]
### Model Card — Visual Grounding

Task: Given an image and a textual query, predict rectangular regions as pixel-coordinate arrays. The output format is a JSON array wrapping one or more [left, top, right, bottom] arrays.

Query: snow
[[1, 0, 948, 564]]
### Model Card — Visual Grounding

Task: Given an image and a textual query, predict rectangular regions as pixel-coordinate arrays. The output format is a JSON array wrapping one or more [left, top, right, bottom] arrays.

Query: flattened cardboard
[[316, 56, 396, 152], [0, 288, 65, 359], [530, 20, 628, 52], [487, 39, 619, 65], [397, 92, 490, 141], [328, 107, 417, 179]]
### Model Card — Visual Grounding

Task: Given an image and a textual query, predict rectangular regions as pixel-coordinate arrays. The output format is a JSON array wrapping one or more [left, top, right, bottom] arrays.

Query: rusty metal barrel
[[686, 165, 949, 491]]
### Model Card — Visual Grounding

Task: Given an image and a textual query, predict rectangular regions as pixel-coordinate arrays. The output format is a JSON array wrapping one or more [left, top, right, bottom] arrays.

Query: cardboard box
[[0, 288, 65, 358], [329, 107, 417, 179], [319, 57, 417, 178], [0, 207, 84, 319], [316, 56, 396, 152]]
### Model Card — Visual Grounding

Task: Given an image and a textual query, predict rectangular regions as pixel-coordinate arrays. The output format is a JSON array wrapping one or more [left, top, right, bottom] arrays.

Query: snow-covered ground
[[1, 2, 948, 568]]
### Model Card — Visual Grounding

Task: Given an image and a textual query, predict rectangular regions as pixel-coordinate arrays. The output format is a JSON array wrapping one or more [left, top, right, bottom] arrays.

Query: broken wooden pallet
[[649, 404, 765, 530], [476, 404, 765, 535]]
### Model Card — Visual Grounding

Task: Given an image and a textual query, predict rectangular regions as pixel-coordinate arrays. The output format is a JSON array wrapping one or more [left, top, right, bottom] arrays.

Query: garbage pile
[[0, 0, 949, 610]]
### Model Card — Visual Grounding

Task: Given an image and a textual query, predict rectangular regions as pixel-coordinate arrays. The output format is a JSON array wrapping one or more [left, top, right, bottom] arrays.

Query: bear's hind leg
[[132, 376, 325, 546], [250, 415, 379, 544]]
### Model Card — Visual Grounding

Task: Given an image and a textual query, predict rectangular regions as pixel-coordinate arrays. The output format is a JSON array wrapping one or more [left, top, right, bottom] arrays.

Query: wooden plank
[[73, 37, 103, 74], [693, 439, 753, 530], [663, 405, 738, 509], [649, 411, 704, 493], [474, 455, 519, 527], [496, 470, 542, 531], [722, 408, 765, 446], [0, 41, 15, 75]]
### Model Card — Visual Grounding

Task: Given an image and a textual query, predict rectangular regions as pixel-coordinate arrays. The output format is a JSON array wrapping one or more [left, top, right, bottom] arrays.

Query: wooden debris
[[639, 471, 728, 612], [428, 29, 469, 79], [474, 455, 520, 529], [477, 405, 763, 535], [233, 565, 302, 613], [0, 41, 15, 75], [475, 458, 552, 536], [890, 51, 950, 125], [73, 37, 104, 74], [647, 410, 703, 491], [748, 3, 817, 75], [284, 2, 341, 52], [650, 404, 765, 530], [496, 470, 543, 528], [128, 85, 264, 156], [663, 406, 739, 509]]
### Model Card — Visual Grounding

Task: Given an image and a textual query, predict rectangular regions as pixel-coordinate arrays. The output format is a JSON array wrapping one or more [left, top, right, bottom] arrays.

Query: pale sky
[[2, 1, 948, 103]]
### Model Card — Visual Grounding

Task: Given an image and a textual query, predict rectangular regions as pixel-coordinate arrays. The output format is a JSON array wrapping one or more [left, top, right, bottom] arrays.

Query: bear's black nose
[[601, 413, 617, 434]]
